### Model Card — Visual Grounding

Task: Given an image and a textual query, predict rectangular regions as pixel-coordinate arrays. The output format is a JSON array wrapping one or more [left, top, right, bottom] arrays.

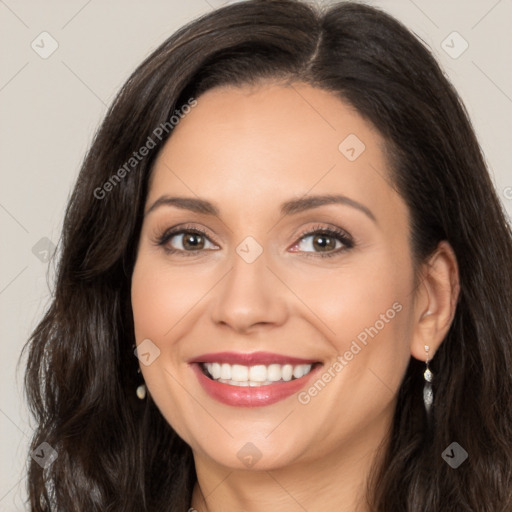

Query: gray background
[[1, 0, 511, 509]]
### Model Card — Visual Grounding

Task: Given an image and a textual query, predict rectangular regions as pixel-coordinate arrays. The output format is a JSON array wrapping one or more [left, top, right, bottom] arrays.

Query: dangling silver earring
[[136, 383, 146, 400], [423, 344, 433, 416]]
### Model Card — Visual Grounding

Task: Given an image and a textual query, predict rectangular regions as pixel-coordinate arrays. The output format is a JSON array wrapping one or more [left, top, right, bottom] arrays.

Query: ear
[[410, 240, 460, 362]]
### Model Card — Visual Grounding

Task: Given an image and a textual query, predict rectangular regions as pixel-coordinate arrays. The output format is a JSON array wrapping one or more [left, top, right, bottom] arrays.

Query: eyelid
[[294, 224, 354, 246]]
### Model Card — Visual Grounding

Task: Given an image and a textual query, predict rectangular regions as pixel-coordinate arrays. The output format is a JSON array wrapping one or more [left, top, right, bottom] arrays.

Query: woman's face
[[131, 82, 418, 471]]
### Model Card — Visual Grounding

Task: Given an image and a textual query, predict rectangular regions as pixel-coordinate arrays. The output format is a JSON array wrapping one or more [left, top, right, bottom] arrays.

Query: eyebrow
[[144, 194, 377, 223]]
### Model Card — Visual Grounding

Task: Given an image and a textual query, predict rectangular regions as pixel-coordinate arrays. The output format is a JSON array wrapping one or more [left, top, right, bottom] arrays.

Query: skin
[[131, 82, 460, 512]]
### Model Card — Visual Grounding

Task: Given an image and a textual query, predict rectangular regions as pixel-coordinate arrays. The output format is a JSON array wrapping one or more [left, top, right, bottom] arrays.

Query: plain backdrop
[[1, 0, 511, 509]]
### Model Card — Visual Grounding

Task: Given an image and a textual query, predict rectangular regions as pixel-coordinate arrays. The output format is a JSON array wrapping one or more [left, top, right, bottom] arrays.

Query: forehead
[[146, 82, 401, 222]]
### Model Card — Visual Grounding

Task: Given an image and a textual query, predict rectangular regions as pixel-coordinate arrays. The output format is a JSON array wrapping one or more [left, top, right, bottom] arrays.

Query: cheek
[[297, 249, 414, 397], [130, 259, 180, 385], [131, 254, 203, 341], [131, 275, 166, 346], [290, 266, 414, 449], [291, 248, 412, 345], [130, 257, 196, 438]]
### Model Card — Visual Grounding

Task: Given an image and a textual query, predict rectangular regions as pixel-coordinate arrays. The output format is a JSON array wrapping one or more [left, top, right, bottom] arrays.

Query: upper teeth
[[203, 362, 313, 386]]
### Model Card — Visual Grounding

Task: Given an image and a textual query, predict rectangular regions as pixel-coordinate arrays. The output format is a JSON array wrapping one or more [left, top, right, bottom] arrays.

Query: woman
[[22, 1, 512, 510]]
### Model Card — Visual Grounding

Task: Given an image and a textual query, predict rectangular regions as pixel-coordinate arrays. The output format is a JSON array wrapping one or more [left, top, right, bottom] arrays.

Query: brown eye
[[292, 226, 354, 258], [311, 233, 338, 252], [297, 232, 342, 253], [157, 227, 218, 256], [180, 232, 206, 250]]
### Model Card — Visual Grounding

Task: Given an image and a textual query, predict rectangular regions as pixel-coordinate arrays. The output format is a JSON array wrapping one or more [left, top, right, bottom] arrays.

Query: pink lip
[[190, 359, 323, 408], [188, 351, 319, 366]]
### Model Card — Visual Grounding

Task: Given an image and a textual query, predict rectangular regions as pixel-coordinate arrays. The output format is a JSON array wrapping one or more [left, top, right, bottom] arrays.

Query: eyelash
[[293, 224, 354, 258], [155, 223, 354, 259]]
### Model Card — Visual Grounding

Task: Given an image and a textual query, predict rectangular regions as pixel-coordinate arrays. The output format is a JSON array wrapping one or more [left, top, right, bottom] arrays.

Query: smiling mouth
[[199, 362, 322, 387]]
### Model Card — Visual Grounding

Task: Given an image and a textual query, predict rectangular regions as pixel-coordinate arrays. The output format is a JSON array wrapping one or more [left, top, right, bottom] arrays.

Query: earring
[[132, 342, 146, 399], [136, 383, 146, 400], [423, 344, 433, 415]]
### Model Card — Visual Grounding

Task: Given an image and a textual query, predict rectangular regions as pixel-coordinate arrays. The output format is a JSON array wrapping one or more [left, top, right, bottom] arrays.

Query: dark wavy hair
[[21, 1, 512, 510]]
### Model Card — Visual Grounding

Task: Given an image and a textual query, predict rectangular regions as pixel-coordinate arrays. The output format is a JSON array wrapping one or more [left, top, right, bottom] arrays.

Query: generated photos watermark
[[93, 97, 197, 200], [298, 301, 403, 405]]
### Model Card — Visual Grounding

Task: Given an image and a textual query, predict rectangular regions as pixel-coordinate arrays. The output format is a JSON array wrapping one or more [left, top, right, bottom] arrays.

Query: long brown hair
[[22, 1, 512, 510]]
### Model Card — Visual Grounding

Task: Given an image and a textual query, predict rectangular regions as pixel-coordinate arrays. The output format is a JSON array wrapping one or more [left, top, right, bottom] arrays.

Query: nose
[[210, 246, 289, 334]]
